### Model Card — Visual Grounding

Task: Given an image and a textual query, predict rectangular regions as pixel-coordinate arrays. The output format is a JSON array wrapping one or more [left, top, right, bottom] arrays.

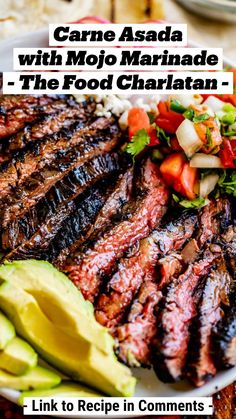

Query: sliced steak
[[0, 94, 66, 113], [111, 213, 198, 367], [197, 198, 231, 247], [56, 167, 134, 268], [4, 152, 123, 252], [0, 117, 121, 230], [8, 98, 95, 151], [95, 211, 197, 333], [152, 248, 220, 383], [65, 159, 170, 303], [6, 179, 115, 261], [186, 256, 232, 387], [0, 96, 74, 139], [212, 302, 236, 369]]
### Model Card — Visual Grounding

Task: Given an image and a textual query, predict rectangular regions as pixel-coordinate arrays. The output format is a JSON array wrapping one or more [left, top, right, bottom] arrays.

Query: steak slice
[[152, 248, 220, 383], [0, 104, 103, 202], [212, 301, 236, 369], [0, 94, 66, 112], [8, 98, 95, 151], [0, 117, 120, 230], [4, 152, 123, 253], [95, 211, 197, 333], [186, 256, 232, 387], [56, 167, 134, 268], [0, 96, 75, 139], [6, 179, 115, 261], [197, 198, 231, 247], [111, 212, 198, 367], [65, 159, 170, 303]]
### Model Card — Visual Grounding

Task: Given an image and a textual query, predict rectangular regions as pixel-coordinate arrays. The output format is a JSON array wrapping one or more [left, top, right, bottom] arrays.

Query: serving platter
[[0, 27, 235, 417]]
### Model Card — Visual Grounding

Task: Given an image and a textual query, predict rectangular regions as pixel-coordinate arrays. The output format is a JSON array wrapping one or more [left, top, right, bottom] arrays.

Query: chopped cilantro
[[125, 129, 150, 158], [179, 196, 206, 209], [218, 170, 236, 197], [156, 125, 171, 147], [206, 127, 213, 149], [192, 113, 210, 123], [172, 193, 206, 209], [222, 130, 236, 137]]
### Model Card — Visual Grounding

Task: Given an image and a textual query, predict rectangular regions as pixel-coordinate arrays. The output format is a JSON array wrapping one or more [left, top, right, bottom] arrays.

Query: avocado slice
[[0, 365, 61, 390], [0, 336, 38, 375], [18, 381, 102, 406], [0, 261, 113, 355], [0, 281, 136, 397], [0, 311, 15, 350]]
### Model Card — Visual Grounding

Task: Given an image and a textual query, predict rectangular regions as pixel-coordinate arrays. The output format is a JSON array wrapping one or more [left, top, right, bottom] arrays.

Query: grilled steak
[[186, 256, 232, 387], [4, 153, 123, 254], [0, 118, 121, 231], [111, 212, 198, 366], [95, 211, 197, 333], [152, 248, 220, 382], [65, 159, 169, 303], [0, 94, 66, 112], [6, 179, 116, 261], [56, 167, 134, 268], [0, 96, 75, 139], [212, 301, 236, 369], [8, 98, 95, 151]]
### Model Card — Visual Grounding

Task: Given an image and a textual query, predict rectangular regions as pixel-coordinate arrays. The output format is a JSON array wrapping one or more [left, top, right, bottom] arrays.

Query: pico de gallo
[[125, 69, 236, 208]]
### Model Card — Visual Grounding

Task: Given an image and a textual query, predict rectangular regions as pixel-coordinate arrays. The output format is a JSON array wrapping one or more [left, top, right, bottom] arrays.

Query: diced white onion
[[199, 174, 219, 197], [203, 96, 225, 113], [170, 94, 203, 108], [176, 119, 203, 158], [190, 153, 224, 168]]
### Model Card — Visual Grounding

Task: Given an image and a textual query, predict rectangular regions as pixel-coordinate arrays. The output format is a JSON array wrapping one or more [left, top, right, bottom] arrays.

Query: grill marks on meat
[[152, 249, 220, 383], [0, 107, 103, 202], [186, 256, 232, 386], [65, 159, 170, 303], [56, 167, 134, 268], [212, 301, 236, 369], [0, 94, 66, 113], [4, 153, 123, 254], [95, 211, 197, 333], [0, 96, 75, 139], [110, 212, 198, 366], [0, 118, 121, 229], [7, 179, 115, 261], [8, 99, 95, 151]]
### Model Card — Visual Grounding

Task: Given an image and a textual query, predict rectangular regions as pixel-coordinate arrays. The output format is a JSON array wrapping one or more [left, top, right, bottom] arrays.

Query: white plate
[[0, 27, 235, 416]]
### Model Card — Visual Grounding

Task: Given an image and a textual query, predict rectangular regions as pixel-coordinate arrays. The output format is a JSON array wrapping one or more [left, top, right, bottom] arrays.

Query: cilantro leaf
[[156, 125, 171, 147], [125, 129, 150, 158], [192, 113, 210, 123], [179, 196, 206, 209], [218, 170, 236, 197]]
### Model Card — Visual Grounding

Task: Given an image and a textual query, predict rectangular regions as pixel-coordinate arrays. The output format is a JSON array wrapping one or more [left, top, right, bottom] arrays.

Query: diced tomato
[[176, 163, 198, 200], [219, 138, 236, 168], [156, 101, 184, 134], [160, 153, 186, 186], [148, 126, 160, 146], [160, 153, 198, 199], [128, 108, 150, 139], [171, 136, 183, 151]]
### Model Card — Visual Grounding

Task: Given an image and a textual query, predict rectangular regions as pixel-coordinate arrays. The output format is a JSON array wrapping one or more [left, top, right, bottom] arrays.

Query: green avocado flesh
[[0, 261, 113, 355], [0, 280, 136, 397], [0, 336, 38, 375], [0, 365, 61, 390], [18, 382, 102, 406], [0, 311, 15, 350]]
